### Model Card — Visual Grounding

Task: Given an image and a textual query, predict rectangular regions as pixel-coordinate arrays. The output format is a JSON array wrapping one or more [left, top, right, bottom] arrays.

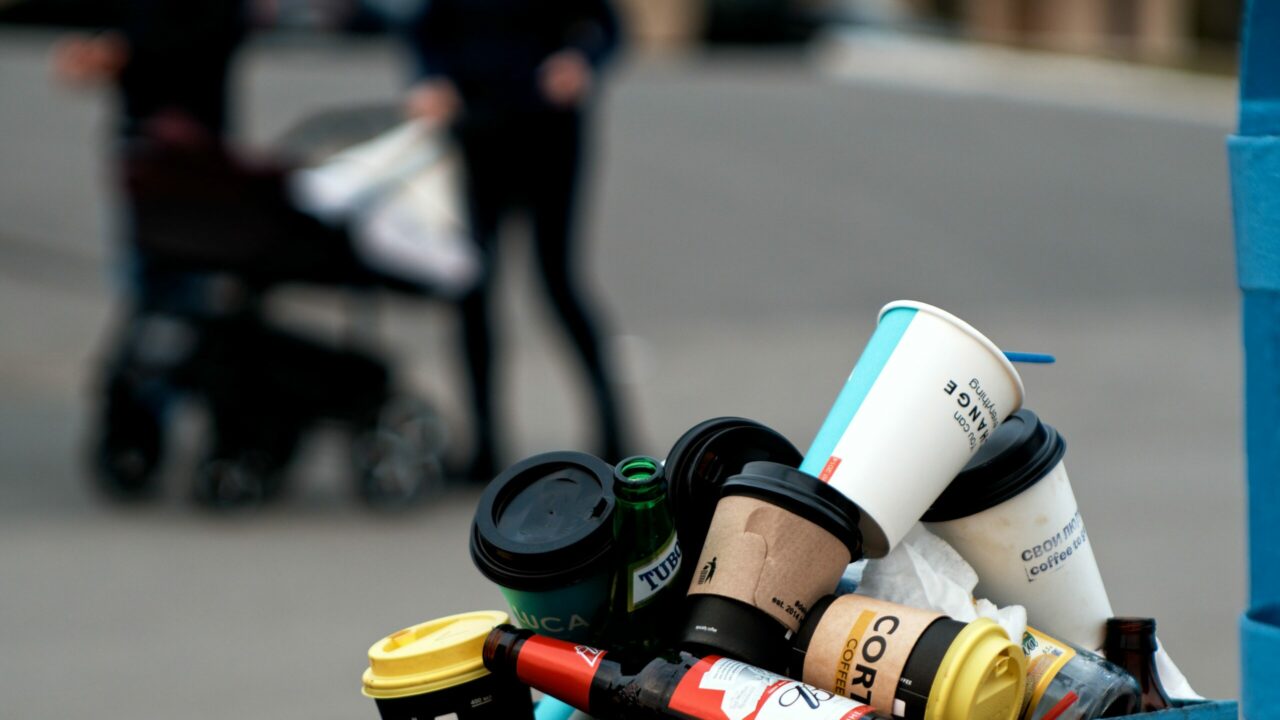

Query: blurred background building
[[623, 0, 1240, 68]]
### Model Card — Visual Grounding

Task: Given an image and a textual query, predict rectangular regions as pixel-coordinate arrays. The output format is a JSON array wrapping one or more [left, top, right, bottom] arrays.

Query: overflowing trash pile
[[358, 301, 1205, 720]]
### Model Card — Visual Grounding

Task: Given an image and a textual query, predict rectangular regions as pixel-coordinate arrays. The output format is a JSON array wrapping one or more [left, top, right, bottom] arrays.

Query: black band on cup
[[788, 594, 837, 676], [896, 618, 965, 720], [680, 594, 791, 673], [372, 674, 534, 720]]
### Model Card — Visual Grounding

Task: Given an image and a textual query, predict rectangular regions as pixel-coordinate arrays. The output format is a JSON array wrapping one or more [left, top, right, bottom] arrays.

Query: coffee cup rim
[[879, 300, 1026, 410]]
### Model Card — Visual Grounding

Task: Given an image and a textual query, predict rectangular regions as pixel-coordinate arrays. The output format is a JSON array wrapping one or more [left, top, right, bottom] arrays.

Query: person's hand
[[539, 50, 593, 107], [405, 79, 461, 126], [51, 32, 129, 86]]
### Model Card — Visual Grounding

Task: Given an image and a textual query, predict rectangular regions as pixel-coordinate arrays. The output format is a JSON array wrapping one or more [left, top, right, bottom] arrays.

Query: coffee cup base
[[679, 595, 790, 673]]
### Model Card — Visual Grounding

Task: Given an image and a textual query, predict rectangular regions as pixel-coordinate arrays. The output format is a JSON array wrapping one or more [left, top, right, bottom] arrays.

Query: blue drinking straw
[[1003, 351, 1056, 364]]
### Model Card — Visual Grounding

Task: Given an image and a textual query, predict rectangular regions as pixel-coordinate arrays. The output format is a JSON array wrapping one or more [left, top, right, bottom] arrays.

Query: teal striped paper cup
[[799, 301, 1024, 557]]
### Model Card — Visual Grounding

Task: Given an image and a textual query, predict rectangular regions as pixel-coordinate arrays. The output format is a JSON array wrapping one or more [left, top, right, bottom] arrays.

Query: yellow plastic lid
[[362, 610, 509, 700], [925, 618, 1027, 720]]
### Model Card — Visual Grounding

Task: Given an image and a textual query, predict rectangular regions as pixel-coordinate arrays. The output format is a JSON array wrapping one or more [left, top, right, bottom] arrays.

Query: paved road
[[0, 30, 1242, 717]]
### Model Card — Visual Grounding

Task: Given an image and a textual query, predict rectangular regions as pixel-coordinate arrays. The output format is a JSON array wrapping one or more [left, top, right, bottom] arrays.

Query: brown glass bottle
[[482, 624, 889, 720], [1102, 618, 1173, 712]]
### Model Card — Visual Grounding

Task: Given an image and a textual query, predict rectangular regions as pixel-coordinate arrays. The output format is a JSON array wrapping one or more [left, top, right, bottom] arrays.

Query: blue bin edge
[[1124, 700, 1239, 720]]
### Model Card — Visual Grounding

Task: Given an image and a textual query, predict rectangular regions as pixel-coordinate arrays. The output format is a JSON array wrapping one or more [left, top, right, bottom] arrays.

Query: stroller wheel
[[96, 443, 162, 501], [377, 396, 448, 455], [352, 397, 447, 509], [92, 390, 165, 502], [193, 456, 273, 510]]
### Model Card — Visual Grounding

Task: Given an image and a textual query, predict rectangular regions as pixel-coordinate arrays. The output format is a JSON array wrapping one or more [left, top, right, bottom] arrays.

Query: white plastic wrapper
[[289, 121, 479, 297], [289, 120, 443, 223], [856, 523, 1028, 644]]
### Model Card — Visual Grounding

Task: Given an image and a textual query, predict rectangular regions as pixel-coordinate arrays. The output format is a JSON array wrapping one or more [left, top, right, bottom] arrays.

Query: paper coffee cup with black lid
[[790, 594, 1025, 720], [664, 417, 803, 589], [921, 409, 1114, 649], [471, 452, 617, 643], [681, 460, 863, 672]]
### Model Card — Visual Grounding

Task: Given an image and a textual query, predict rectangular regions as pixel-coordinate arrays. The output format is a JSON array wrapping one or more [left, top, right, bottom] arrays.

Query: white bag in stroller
[[290, 121, 480, 298]]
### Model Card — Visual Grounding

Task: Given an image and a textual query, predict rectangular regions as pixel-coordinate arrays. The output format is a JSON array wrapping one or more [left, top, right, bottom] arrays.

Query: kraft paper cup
[[922, 410, 1114, 649], [799, 300, 1025, 558], [471, 452, 617, 643], [664, 416, 804, 590], [790, 595, 1025, 720], [681, 461, 862, 672]]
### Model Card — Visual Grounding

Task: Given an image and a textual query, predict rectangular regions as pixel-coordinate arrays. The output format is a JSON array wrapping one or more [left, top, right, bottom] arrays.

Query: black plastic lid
[[920, 409, 1067, 523], [664, 418, 803, 564], [788, 594, 838, 675], [722, 461, 863, 559], [470, 452, 617, 591]]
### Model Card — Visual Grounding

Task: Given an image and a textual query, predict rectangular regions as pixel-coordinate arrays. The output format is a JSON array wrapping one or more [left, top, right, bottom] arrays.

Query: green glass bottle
[[607, 455, 683, 656]]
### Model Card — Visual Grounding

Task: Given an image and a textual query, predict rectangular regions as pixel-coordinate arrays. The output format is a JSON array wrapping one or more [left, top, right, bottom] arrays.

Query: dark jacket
[[114, 0, 246, 139], [0, 0, 245, 137], [407, 0, 621, 122]]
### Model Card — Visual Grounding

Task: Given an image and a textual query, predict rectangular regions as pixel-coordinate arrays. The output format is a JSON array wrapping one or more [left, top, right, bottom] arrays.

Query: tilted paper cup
[[922, 410, 1113, 649], [790, 595, 1025, 720], [800, 301, 1025, 557], [680, 461, 862, 671]]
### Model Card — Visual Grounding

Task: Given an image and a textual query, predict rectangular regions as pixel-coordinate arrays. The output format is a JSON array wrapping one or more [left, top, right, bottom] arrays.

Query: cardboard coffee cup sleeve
[[689, 496, 852, 631], [802, 595, 942, 711], [687, 528, 768, 601]]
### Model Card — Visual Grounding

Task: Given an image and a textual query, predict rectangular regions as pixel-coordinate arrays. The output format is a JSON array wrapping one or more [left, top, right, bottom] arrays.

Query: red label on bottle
[[819, 457, 841, 482], [514, 635, 604, 713], [669, 656, 726, 720], [669, 656, 876, 720]]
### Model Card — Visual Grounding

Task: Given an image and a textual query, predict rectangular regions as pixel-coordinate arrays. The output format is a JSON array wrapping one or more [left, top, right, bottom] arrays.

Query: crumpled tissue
[[850, 523, 1028, 643]]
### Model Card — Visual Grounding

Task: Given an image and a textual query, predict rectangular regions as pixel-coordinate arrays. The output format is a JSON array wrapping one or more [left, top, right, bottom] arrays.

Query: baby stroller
[[91, 108, 475, 509]]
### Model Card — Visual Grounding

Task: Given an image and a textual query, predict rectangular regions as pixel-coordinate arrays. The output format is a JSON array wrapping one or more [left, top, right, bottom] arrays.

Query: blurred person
[[51, 0, 246, 140], [405, 0, 629, 479], [50, 1, 251, 500], [50, 0, 248, 317]]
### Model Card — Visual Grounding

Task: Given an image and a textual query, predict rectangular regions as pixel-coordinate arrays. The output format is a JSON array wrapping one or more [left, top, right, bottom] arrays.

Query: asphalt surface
[[0, 30, 1243, 717]]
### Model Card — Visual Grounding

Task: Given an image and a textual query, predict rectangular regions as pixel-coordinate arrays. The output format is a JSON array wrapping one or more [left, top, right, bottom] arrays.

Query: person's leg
[[455, 127, 507, 478], [528, 111, 626, 460]]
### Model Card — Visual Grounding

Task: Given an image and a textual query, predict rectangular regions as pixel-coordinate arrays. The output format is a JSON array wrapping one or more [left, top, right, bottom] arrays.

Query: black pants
[[454, 109, 624, 466]]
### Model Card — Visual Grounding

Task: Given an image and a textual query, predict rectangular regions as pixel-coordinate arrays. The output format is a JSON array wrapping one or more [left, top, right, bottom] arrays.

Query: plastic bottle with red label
[[482, 624, 890, 720]]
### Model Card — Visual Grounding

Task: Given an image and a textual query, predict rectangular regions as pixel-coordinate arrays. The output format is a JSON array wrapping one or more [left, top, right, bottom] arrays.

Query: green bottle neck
[[614, 456, 667, 505]]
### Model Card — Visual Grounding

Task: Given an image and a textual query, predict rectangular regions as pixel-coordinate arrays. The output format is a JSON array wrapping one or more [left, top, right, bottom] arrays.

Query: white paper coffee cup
[[921, 409, 1114, 649], [799, 301, 1025, 557]]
